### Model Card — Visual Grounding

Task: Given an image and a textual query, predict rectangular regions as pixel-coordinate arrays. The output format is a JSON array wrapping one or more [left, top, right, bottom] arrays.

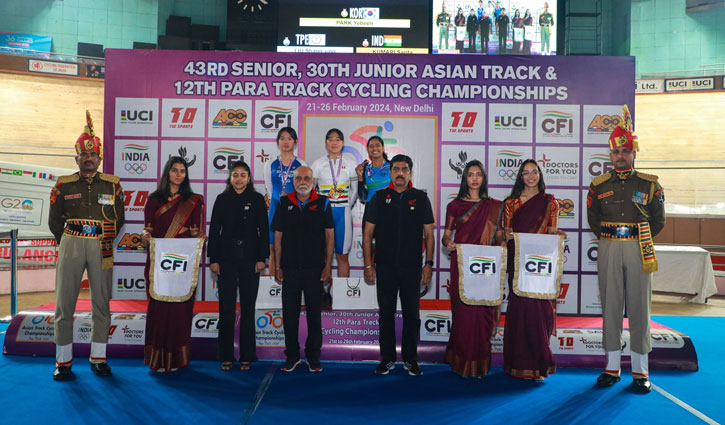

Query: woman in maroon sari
[[141, 157, 205, 372], [502, 159, 564, 380], [442, 160, 504, 378]]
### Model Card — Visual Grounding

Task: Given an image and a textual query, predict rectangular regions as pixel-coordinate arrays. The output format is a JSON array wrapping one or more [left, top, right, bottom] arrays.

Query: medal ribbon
[[328, 155, 343, 195], [279, 156, 295, 194]]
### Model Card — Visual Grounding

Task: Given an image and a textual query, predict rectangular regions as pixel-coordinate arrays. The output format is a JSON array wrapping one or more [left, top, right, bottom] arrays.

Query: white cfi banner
[[512, 233, 565, 299], [456, 244, 507, 306], [148, 237, 205, 302], [256, 276, 283, 309], [332, 277, 378, 310]]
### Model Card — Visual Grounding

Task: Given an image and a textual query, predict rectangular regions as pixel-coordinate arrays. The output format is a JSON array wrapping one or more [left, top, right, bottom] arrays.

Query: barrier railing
[[0, 229, 18, 321]]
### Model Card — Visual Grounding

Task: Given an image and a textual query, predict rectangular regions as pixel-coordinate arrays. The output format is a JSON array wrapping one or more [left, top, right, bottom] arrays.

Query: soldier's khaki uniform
[[49, 172, 124, 364], [587, 170, 665, 355]]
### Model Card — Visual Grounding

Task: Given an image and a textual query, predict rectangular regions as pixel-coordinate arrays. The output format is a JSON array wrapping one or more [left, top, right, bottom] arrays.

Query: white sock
[[56, 343, 73, 366], [631, 351, 649, 377], [605, 350, 621, 375], [90, 342, 107, 363]]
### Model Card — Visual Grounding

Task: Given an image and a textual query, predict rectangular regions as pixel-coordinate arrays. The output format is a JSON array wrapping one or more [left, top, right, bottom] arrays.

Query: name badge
[[632, 191, 648, 205], [98, 193, 114, 205]]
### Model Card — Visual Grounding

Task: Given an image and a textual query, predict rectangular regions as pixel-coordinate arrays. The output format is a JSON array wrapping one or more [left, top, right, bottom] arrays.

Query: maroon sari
[[444, 197, 503, 378], [143, 193, 204, 371], [503, 192, 558, 379]]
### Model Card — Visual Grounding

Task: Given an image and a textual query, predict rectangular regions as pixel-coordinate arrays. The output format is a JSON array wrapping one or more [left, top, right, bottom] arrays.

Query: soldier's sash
[[512, 233, 564, 300], [148, 237, 204, 302], [456, 244, 506, 306]]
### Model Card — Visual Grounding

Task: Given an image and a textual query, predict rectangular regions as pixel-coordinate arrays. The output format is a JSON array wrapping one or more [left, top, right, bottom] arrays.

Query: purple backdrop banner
[[103, 49, 635, 316]]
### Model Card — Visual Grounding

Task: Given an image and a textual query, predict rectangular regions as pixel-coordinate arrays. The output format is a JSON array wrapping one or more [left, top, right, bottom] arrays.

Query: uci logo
[[424, 314, 451, 334], [117, 278, 145, 290], [121, 110, 153, 122], [160, 253, 188, 273], [468, 257, 496, 276], [524, 255, 552, 276]]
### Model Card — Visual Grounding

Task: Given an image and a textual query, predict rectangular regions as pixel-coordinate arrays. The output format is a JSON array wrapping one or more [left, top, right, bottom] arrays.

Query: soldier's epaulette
[[57, 174, 79, 184], [591, 172, 612, 187], [99, 173, 120, 184], [636, 172, 658, 183]]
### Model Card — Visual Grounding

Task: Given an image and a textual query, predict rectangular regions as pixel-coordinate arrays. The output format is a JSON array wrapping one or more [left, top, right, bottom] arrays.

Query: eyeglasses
[[521, 170, 539, 176]]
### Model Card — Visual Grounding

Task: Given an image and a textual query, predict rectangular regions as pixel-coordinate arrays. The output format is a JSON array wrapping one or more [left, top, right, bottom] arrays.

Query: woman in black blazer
[[208, 160, 269, 371]]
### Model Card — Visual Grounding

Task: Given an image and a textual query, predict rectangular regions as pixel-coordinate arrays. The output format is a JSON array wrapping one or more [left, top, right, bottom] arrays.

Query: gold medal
[[329, 188, 340, 200]]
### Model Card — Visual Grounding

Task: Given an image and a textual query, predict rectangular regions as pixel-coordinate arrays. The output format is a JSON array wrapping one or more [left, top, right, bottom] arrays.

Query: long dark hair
[[366, 135, 389, 162], [151, 156, 193, 201], [224, 160, 255, 193], [456, 160, 488, 200], [507, 159, 546, 200]]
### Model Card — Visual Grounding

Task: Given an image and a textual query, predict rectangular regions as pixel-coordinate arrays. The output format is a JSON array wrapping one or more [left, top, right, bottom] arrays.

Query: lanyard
[[327, 155, 343, 191]]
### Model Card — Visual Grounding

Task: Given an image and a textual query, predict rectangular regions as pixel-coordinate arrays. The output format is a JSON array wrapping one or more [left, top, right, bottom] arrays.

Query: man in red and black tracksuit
[[272, 166, 334, 373], [363, 154, 435, 376]]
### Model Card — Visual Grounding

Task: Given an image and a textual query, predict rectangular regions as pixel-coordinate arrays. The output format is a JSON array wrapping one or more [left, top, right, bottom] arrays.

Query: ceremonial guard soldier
[[49, 111, 125, 381], [587, 105, 665, 393]]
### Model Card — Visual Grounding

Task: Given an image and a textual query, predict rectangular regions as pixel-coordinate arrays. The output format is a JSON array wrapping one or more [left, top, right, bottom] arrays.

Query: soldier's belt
[[600, 222, 638, 240], [64, 219, 103, 239]]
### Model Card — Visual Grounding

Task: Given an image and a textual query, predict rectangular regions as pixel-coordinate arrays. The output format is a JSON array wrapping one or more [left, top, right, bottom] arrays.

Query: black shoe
[[53, 365, 73, 381], [90, 362, 112, 377], [374, 361, 395, 375], [403, 361, 423, 376], [281, 358, 301, 372], [595, 372, 620, 388], [632, 377, 652, 394], [308, 359, 323, 373]]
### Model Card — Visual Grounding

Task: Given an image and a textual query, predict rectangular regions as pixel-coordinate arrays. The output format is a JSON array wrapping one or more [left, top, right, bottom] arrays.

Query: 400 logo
[[159, 253, 189, 273], [116, 233, 146, 251], [421, 312, 451, 341], [213, 108, 248, 127], [468, 256, 496, 276], [557, 198, 575, 218], [524, 255, 553, 276], [587, 114, 621, 134]]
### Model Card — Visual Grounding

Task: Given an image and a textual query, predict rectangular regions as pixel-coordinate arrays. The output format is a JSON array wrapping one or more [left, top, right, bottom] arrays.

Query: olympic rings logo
[[124, 163, 148, 174], [498, 169, 517, 180]]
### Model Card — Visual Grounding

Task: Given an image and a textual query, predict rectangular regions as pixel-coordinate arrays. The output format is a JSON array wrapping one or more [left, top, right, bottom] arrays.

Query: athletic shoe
[[308, 359, 323, 373], [281, 358, 301, 372], [374, 360, 395, 375], [403, 361, 423, 376]]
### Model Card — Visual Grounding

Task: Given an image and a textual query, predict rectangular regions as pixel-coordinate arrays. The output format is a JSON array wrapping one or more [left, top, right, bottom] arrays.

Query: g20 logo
[[257, 310, 283, 329]]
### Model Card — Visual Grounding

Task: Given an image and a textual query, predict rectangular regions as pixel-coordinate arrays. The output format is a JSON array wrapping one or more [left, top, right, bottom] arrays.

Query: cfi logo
[[424, 313, 451, 335], [588, 153, 614, 178], [213, 109, 248, 127], [587, 239, 598, 264], [169, 107, 197, 128], [494, 115, 527, 129], [541, 110, 574, 135], [524, 255, 553, 276], [269, 284, 282, 297], [160, 253, 189, 273], [260, 106, 292, 131], [117, 233, 146, 251], [588, 114, 621, 133], [468, 256, 496, 276], [212, 147, 245, 173], [120, 110, 153, 122], [346, 279, 361, 297], [449, 111, 477, 133], [448, 151, 468, 179], [557, 198, 575, 217]]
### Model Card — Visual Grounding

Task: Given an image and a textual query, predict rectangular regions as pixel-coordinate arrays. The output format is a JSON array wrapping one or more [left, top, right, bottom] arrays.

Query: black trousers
[[376, 264, 422, 363], [282, 267, 323, 361], [217, 260, 260, 362], [468, 31, 477, 52]]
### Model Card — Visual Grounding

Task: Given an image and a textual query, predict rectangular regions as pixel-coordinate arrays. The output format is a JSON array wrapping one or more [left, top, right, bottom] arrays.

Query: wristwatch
[[424, 260, 434, 267]]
